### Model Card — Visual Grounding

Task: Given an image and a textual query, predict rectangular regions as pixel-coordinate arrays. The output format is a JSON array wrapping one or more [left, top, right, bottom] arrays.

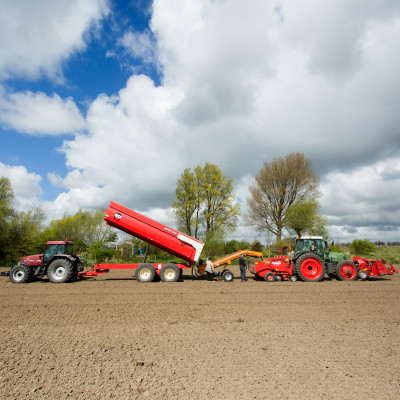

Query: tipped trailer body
[[81, 202, 205, 282]]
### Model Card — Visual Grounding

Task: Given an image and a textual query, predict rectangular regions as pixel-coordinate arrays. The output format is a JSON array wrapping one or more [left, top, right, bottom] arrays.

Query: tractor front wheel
[[294, 253, 325, 282], [47, 259, 74, 283], [10, 263, 33, 284], [336, 260, 358, 281]]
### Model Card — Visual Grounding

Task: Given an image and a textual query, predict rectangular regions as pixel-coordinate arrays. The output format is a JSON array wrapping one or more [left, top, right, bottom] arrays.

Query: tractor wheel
[[264, 272, 276, 282], [294, 253, 325, 282], [358, 270, 368, 280], [160, 263, 180, 282], [10, 263, 33, 284], [336, 260, 358, 281], [222, 269, 234, 282], [135, 263, 156, 282], [47, 259, 74, 283], [289, 275, 297, 282]]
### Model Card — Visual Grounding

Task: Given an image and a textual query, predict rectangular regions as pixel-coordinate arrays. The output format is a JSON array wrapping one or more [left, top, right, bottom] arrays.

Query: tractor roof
[[47, 241, 73, 245], [297, 236, 324, 240]]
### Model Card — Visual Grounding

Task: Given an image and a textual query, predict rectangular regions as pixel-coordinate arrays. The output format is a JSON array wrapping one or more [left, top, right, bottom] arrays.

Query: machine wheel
[[47, 259, 74, 283], [336, 260, 358, 281], [275, 275, 282, 282], [160, 263, 180, 282], [294, 253, 325, 282], [222, 270, 234, 282], [10, 264, 33, 284], [136, 263, 156, 282], [358, 270, 368, 280], [289, 275, 297, 282], [264, 272, 276, 282]]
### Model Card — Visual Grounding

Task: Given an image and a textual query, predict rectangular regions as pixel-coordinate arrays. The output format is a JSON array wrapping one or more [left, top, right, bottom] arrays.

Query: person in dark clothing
[[239, 254, 247, 282]]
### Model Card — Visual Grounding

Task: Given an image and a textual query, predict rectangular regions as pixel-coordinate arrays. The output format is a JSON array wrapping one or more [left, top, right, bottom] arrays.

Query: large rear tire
[[336, 260, 358, 281], [160, 263, 180, 282], [10, 263, 33, 284], [135, 263, 156, 282], [294, 253, 325, 282], [47, 259, 74, 283]]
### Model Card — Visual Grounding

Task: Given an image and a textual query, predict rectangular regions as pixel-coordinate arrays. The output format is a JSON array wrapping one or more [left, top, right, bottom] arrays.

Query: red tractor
[[9, 241, 84, 284]]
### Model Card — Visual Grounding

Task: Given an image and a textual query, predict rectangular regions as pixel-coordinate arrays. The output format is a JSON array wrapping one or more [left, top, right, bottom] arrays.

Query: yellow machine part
[[196, 250, 263, 275]]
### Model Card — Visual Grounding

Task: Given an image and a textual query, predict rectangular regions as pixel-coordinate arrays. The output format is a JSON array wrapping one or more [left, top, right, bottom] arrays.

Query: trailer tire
[[275, 275, 282, 282], [358, 270, 368, 280], [336, 260, 358, 281], [160, 263, 180, 282], [136, 263, 156, 282], [294, 253, 325, 282], [222, 269, 234, 282], [47, 259, 74, 283], [10, 263, 32, 284], [289, 275, 297, 282], [264, 272, 276, 282]]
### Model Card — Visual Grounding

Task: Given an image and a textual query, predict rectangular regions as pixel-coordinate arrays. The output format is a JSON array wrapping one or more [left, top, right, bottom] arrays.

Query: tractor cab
[[294, 236, 327, 259], [43, 241, 74, 264]]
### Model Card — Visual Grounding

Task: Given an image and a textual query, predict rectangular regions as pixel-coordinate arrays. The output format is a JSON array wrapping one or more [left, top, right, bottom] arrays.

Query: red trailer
[[81, 201, 204, 282]]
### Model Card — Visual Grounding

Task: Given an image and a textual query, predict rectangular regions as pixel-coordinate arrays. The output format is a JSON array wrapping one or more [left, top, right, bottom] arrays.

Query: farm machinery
[[248, 236, 399, 282], [8, 240, 84, 283]]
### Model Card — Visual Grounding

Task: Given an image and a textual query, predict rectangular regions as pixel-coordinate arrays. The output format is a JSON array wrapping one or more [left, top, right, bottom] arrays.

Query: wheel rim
[[339, 264, 357, 280], [54, 266, 66, 279], [13, 269, 25, 282], [139, 268, 151, 280], [164, 268, 176, 280], [224, 273, 233, 281], [300, 258, 323, 280], [267, 274, 274, 281]]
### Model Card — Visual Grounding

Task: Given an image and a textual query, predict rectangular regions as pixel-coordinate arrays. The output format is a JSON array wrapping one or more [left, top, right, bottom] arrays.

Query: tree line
[[1, 152, 328, 265]]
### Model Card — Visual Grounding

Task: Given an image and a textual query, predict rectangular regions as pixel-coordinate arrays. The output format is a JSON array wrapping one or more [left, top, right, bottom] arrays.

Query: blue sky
[[1, 0, 400, 244]]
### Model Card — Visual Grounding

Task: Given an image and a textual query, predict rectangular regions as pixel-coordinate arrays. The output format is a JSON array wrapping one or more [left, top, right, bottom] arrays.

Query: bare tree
[[247, 153, 320, 241]]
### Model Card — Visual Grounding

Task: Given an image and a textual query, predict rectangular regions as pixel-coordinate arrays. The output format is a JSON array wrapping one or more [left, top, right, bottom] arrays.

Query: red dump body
[[104, 201, 204, 265]]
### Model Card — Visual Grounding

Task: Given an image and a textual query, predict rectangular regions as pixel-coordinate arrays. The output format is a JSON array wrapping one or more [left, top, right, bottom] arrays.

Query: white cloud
[[0, 91, 86, 135], [0, 162, 42, 210], [0, 0, 109, 81]]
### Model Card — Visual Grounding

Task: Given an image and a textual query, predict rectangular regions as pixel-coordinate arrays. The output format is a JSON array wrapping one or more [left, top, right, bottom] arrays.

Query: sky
[[1, 0, 400, 245]]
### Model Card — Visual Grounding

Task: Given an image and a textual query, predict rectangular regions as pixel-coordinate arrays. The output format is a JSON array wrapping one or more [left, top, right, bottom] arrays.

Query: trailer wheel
[[264, 272, 276, 282], [275, 275, 282, 282], [336, 260, 358, 281], [222, 270, 234, 282], [294, 253, 325, 282], [47, 259, 74, 283], [358, 270, 368, 280], [160, 263, 180, 282], [136, 263, 156, 282], [289, 275, 297, 282], [10, 263, 32, 284]]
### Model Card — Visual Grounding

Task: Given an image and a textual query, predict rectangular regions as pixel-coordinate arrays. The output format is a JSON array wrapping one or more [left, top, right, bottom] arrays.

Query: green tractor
[[293, 236, 358, 281]]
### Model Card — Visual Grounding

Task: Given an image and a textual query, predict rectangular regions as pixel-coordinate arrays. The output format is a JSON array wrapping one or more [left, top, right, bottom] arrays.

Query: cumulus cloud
[[0, 0, 109, 81], [0, 91, 86, 135], [0, 162, 42, 210]]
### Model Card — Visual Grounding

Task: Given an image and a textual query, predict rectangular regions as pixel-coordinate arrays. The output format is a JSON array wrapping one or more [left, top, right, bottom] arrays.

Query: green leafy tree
[[0, 177, 15, 261], [247, 153, 320, 241], [350, 239, 375, 255], [172, 163, 240, 240], [286, 199, 328, 237]]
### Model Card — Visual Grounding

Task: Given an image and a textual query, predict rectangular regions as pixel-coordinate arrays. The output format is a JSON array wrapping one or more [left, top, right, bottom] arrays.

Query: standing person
[[205, 258, 215, 282], [239, 254, 247, 282]]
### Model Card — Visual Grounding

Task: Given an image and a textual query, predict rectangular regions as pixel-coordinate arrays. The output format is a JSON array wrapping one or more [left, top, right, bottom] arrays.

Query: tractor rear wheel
[[10, 263, 33, 284], [336, 260, 358, 281], [47, 259, 74, 283], [294, 253, 325, 282], [160, 263, 180, 282], [135, 263, 156, 282]]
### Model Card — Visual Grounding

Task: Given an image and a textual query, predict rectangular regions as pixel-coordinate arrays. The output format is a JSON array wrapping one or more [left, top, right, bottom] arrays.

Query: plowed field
[[1, 265, 399, 399]]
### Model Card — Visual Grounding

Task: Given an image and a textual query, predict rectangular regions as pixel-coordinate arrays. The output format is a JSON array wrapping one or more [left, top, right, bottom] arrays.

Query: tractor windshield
[[65, 244, 73, 255]]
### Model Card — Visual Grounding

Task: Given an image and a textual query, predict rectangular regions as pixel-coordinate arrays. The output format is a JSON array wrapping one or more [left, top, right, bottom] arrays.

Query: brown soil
[[1, 265, 399, 399]]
